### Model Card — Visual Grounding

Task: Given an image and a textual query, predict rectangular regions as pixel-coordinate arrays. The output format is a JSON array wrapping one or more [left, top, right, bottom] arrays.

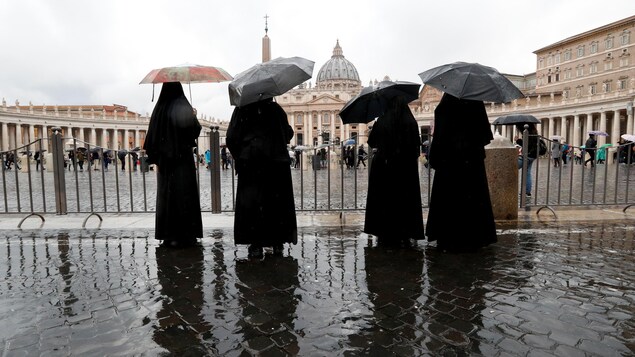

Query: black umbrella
[[228, 56, 315, 107], [339, 80, 420, 124], [117, 150, 128, 159], [492, 114, 540, 126], [418, 61, 524, 103], [76, 147, 88, 152]]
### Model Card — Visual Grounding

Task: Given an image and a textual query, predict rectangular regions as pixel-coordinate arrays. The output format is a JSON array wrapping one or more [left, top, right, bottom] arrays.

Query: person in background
[[551, 139, 561, 167], [363, 96, 424, 246], [143, 82, 203, 248], [584, 133, 597, 167], [515, 123, 539, 196], [357, 144, 367, 168], [426, 93, 497, 252], [226, 97, 297, 259]]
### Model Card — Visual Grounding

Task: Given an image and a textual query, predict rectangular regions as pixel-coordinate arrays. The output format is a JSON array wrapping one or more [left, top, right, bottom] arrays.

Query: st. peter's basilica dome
[[316, 40, 360, 85]]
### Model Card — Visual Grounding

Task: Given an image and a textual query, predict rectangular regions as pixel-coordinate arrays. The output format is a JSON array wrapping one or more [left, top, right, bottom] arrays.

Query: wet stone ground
[[1, 222, 635, 356]]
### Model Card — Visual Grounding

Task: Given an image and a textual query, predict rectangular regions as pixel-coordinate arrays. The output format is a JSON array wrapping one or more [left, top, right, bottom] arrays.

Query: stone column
[[628, 106, 634, 136], [612, 110, 621, 143], [134, 130, 140, 149], [599, 111, 607, 147], [15, 124, 23, 148], [79, 127, 85, 143], [548, 116, 555, 139], [111, 129, 117, 150], [586, 114, 594, 136], [317, 113, 323, 144], [91, 128, 97, 146], [1, 122, 8, 151], [124, 129, 129, 149], [28, 124, 35, 146], [560, 116, 567, 140], [102, 129, 108, 149], [573, 114, 581, 147], [306, 112, 313, 146]]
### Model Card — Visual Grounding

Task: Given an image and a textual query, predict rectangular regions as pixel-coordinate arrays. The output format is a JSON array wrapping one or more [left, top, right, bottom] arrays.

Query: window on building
[[589, 84, 596, 95], [296, 114, 303, 125], [605, 35, 614, 50], [564, 50, 571, 61], [547, 55, 552, 66], [603, 81, 611, 93], [590, 41, 598, 54], [555, 52, 561, 63], [577, 46, 585, 57], [589, 62, 598, 74], [335, 94, 339, 99], [576, 66, 584, 77], [604, 60, 613, 71], [313, 114, 317, 122], [538, 58, 544, 68], [618, 78, 628, 90], [547, 75, 552, 84], [322, 113, 330, 124], [620, 56, 630, 67], [555, 73, 559, 82], [621, 30, 631, 45]]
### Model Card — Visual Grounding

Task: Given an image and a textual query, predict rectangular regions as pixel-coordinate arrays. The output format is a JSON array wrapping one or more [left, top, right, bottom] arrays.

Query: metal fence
[[2, 126, 635, 224]]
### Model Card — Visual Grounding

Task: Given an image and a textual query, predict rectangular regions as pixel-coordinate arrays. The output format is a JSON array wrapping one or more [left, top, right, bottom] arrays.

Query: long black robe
[[143, 82, 203, 243], [426, 93, 497, 252], [226, 99, 297, 246], [363, 97, 425, 242]]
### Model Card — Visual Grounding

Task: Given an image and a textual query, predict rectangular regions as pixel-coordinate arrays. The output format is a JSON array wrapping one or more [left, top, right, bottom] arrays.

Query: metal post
[[210, 126, 222, 213], [51, 127, 67, 214]]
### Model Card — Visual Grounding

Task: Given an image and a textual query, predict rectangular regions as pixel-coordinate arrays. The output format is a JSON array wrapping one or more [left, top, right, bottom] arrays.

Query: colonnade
[[0, 121, 146, 152], [496, 106, 633, 149]]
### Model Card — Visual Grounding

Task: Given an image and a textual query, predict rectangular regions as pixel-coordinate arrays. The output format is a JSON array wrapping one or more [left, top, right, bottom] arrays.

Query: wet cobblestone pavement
[[1, 221, 635, 356]]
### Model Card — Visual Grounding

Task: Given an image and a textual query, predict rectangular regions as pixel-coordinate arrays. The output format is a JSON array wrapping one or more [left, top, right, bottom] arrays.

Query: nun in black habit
[[426, 93, 497, 252], [143, 82, 203, 248], [226, 98, 297, 259], [363, 96, 425, 245]]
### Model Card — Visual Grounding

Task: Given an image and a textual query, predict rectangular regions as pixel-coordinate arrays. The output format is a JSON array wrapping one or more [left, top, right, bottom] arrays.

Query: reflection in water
[[347, 242, 426, 355], [423, 248, 497, 355], [154, 244, 210, 355], [235, 256, 300, 355], [57, 233, 79, 315]]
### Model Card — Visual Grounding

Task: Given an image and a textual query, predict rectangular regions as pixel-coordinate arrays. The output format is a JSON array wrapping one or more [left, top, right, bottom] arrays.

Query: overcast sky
[[1, 1, 634, 121]]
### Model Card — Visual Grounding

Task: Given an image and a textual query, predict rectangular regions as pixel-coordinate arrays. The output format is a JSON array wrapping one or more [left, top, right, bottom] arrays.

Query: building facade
[[277, 40, 369, 147], [0, 100, 218, 153], [2, 15, 634, 155]]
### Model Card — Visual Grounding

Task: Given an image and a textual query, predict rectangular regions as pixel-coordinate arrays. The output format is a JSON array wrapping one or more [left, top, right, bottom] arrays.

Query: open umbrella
[[418, 61, 524, 103], [339, 80, 420, 124], [588, 130, 609, 136], [228, 56, 315, 107], [343, 138, 356, 146], [139, 63, 233, 84], [621, 134, 635, 142], [139, 63, 233, 103], [492, 114, 540, 126], [294, 145, 311, 150]]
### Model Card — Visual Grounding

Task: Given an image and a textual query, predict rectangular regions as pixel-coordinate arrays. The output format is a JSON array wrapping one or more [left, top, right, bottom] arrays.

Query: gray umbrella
[[418, 61, 524, 103], [339, 80, 421, 124], [228, 56, 315, 107], [492, 114, 540, 126]]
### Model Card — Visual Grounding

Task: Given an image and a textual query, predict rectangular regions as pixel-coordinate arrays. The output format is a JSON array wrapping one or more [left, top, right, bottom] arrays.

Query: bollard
[[51, 127, 67, 214], [485, 132, 518, 220], [210, 126, 221, 213]]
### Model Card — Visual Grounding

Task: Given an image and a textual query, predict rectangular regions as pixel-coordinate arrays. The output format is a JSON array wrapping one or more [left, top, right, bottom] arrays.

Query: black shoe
[[273, 244, 284, 256], [248, 245, 263, 259], [526, 192, 532, 197]]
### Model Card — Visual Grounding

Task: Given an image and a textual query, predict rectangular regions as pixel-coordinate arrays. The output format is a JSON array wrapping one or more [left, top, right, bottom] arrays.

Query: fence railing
[[2, 127, 635, 225]]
